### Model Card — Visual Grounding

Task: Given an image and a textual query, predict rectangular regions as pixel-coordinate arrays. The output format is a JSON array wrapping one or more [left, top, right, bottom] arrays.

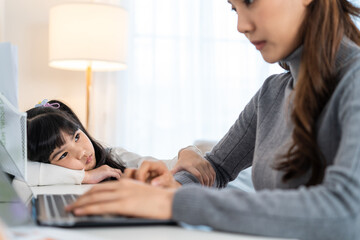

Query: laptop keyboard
[[37, 194, 130, 225], [36, 194, 175, 227], [40, 194, 78, 219]]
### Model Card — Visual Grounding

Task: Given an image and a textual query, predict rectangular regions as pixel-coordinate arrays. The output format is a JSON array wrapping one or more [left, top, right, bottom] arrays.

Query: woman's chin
[[261, 53, 280, 64]]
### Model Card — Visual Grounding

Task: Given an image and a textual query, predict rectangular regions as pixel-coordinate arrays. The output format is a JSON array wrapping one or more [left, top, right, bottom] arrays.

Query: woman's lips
[[251, 41, 266, 50], [86, 155, 92, 164]]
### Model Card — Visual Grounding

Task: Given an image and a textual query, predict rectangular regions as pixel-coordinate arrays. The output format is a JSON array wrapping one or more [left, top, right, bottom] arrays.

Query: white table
[[9, 182, 296, 240]]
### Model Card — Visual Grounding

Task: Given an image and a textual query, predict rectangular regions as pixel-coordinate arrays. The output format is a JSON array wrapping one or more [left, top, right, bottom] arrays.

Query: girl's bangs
[[27, 113, 79, 163]]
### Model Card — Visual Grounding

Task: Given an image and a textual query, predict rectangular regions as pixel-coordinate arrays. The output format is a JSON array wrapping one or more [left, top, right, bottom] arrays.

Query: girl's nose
[[76, 149, 86, 160]]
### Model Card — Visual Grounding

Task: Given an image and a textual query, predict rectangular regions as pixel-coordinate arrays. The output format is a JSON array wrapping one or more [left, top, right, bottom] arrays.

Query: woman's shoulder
[[262, 71, 291, 88], [330, 39, 360, 112], [334, 39, 360, 91], [336, 38, 360, 78], [257, 71, 292, 102]]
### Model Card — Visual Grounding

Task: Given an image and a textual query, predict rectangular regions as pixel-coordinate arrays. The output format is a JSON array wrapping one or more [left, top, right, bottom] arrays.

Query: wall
[[0, 0, 4, 41], [3, 0, 88, 123]]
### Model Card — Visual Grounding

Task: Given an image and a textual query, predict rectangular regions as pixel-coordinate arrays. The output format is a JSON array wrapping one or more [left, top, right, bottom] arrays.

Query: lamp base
[[86, 65, 92, 129]]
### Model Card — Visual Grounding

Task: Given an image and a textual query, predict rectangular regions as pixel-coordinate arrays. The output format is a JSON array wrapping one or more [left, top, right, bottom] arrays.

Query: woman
[[67, 0, 360, 239], [26, 100, 214, 186]]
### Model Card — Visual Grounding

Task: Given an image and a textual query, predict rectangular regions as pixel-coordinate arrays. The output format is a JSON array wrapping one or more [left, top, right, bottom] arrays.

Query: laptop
[[0, 163, 176, 228]]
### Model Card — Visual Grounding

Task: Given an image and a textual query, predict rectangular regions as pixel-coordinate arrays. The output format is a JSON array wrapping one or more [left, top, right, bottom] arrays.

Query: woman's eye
[[230, 0, 253, 12], [243, 0, 253, 6], [59, 152, 68, 160], [75, 133, 80, 142]]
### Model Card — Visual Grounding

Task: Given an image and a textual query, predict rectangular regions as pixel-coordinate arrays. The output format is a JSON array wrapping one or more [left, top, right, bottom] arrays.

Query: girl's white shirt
[[26, 147, 178, 186]]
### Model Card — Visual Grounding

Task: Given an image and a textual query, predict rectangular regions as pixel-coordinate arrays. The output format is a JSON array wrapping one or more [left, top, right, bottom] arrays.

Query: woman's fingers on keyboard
[[123, 168, 136, 179], [135, 161, 168, 182]]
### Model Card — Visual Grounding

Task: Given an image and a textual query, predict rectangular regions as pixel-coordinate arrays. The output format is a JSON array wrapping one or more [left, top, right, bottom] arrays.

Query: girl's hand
[[124, 161, 181, 188], [82, 165, 122, 184], [66, 179, 175, 219], [171, 146, 216, 186]]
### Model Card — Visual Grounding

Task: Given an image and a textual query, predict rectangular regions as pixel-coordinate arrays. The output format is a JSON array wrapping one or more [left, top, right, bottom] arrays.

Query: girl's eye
[[75, 133, 80, 142], [59, 152, 68, 160]]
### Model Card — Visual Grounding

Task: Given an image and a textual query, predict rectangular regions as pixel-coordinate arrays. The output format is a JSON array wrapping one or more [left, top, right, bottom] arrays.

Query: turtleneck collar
[[280, 45, 303, 88], [279, 37, 357, 89]]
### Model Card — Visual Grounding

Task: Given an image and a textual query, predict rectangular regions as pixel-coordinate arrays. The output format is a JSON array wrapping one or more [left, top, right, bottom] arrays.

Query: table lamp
[[48, 2, 128, 128]]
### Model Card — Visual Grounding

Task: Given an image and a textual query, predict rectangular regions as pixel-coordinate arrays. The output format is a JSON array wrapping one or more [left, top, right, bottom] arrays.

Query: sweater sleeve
[[26, 161, 84, 186], [172, 69, 360, 239]]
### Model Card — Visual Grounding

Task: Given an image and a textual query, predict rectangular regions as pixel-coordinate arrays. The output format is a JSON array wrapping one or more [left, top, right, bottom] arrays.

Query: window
[[109, 0, 283, 158]]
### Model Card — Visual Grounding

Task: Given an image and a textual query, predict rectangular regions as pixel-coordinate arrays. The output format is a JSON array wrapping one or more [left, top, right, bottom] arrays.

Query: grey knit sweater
[[173, 38, 360, 240]]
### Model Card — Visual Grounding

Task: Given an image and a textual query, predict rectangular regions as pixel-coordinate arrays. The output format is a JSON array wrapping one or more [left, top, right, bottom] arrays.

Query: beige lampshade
[[49, 3, 128, 71]]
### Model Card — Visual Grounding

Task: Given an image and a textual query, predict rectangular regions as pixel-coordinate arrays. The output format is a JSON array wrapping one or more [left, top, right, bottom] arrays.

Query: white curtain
[[93, 0, 283, 158]]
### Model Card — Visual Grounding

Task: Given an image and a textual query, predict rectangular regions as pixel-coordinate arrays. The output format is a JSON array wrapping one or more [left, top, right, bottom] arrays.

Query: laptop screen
[[0, 93, 28, 181]]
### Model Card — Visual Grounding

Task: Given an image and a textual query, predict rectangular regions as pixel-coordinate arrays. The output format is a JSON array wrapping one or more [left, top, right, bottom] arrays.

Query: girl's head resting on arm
[[27, 100, 125, 172]]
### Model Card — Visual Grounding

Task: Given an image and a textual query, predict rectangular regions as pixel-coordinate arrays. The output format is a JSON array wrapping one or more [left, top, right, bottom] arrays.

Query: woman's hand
[[66, 179, 175, 219], [82, 165, 122, 184], [171, 146, 216, 186], [124, 161, 181, 188]]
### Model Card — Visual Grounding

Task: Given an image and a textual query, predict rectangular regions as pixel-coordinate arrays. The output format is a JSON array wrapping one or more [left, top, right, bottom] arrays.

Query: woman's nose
[[237, 12, 254, 34]]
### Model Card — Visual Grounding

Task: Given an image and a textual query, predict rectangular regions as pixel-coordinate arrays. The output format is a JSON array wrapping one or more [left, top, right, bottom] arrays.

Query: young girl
[[26, 100, 215, 186], [67, 0, 360, 239]]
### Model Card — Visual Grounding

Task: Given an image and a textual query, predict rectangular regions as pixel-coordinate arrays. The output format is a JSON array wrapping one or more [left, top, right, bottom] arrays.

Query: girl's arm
[[110, 147, 177, 169], [27, 161, 122, 186], [26, 145, 212, 186], [26, 161, 84, 186]]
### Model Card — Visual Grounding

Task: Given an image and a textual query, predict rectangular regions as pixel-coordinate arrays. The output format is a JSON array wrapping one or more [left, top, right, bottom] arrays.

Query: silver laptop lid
[[0, 141, 33, 226], [0, 168, 32, 227]]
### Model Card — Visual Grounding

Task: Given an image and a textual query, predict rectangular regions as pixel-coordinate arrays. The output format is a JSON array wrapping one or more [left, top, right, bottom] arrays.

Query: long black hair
[[26, 100, 125, 172]]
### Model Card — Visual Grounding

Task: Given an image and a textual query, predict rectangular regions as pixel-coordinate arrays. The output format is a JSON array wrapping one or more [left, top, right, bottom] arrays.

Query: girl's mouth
[[86, 155, 92, 164]]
